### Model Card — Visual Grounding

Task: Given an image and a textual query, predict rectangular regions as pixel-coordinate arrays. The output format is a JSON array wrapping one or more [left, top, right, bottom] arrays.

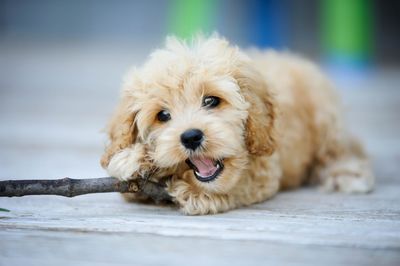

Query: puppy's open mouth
[[185, 157, 224, 182]]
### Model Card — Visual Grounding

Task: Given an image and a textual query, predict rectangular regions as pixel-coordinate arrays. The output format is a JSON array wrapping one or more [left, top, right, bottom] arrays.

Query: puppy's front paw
[[166, 176, 233, 215], [107, 144, 151, 181]]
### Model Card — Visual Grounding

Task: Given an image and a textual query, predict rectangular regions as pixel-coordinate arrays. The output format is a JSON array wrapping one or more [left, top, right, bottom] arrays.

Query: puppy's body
[[101, 37, 374, 215], [250, 50, 341, 189]]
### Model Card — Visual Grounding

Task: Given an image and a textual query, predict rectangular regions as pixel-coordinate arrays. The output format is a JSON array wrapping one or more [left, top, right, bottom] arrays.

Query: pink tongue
[[190, 157, 217, 177]]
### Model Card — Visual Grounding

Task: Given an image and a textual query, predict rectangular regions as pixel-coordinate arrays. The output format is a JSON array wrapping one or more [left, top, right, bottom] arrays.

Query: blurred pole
[[321, 0, 373, 75], [168, 0, 217, 38]]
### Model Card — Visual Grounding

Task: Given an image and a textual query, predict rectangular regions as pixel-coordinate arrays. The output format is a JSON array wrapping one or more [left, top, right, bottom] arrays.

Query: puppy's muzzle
[[180, 129, 203, 150]]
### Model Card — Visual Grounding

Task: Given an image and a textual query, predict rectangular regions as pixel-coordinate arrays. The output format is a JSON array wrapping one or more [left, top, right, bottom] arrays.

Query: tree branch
[[0, 177, 172, 203]]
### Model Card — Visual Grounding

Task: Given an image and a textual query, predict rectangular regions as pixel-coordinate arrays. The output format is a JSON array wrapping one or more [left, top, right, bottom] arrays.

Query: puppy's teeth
[[195, 171, 205, 178]]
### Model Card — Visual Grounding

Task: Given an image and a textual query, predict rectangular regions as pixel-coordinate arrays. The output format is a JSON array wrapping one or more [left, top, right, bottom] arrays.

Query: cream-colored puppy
[[101, 36, 374, 215]]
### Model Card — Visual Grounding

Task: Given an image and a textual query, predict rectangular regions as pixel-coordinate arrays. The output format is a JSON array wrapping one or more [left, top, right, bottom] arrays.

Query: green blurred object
[[168, 0, 217, 38], [0, 208, 10, 212], [322, 0, 373, 62]]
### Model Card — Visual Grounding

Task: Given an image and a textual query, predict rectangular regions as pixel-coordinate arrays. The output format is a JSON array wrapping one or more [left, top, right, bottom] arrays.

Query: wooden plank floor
[[0, 43, 399, 266]]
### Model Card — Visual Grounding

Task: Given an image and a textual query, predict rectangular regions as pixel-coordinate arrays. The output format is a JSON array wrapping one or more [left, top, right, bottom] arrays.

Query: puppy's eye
[[202, 96, 220, 108], [157, 110, 171, 122]]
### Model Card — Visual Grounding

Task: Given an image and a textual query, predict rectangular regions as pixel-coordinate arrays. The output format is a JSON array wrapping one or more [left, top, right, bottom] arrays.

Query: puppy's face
[[121, 37, 275, 193], [137, 76, 249, 193]]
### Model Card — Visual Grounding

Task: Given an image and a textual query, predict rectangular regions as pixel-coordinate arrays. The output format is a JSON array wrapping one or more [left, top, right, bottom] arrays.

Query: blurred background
[[1, 0, 399, 65], [0, 0, 399, 180]]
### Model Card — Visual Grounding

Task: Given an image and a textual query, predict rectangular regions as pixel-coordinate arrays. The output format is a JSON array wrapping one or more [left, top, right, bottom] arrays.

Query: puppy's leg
[[314, 137, 374, 193], [106, 143, 155, 202], [166, 171, 235, 215], [106, 143, 150, 181]]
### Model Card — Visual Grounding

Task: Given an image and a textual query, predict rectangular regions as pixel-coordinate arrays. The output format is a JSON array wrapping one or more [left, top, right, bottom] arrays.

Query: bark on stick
[[0, 177, 172, 203]]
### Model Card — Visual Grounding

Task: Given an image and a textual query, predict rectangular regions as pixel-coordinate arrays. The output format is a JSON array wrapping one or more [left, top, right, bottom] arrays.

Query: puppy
[[101, 36, 374, 215]]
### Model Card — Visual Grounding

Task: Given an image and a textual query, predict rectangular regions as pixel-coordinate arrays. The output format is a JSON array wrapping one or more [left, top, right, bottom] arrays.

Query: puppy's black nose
[[180, 129, 204, 150]]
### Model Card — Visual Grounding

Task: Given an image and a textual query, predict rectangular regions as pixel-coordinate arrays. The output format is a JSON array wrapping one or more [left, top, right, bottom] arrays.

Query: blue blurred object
[[246, 0, 288, 48]]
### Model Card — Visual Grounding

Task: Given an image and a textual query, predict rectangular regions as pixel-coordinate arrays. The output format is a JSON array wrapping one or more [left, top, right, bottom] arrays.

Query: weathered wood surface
[[0, 44, 399, 266]]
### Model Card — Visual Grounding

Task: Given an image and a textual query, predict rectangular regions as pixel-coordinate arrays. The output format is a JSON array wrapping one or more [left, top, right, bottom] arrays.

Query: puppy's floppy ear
[[235, 63, 276, 156], [100, 94, 138, 168]]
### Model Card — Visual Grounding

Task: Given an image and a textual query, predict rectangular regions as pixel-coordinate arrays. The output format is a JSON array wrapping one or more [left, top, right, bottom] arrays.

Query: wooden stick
[[0, 177, 172, 203]]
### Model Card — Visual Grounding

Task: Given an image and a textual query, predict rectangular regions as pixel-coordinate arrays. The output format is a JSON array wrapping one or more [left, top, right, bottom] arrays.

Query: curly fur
[[101, 35, 375, 215]]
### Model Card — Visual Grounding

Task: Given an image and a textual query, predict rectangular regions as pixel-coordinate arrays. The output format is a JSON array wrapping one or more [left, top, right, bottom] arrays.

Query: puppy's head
[[104, 36, 276, 193]]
